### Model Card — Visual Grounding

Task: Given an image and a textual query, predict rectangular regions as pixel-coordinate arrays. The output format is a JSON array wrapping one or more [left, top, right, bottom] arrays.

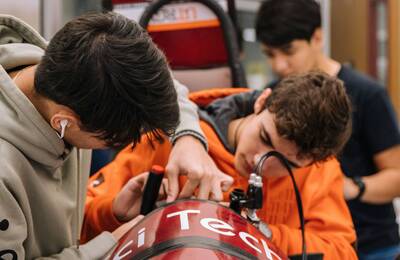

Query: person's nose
[[272, 55, 290, 76]]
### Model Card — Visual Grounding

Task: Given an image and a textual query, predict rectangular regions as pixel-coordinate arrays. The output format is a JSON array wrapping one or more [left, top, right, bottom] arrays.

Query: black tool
[[140, 165, 165, 215], [229, 189, 246, 214]]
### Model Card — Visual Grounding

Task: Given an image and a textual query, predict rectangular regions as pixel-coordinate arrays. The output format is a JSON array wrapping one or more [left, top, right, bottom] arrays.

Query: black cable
[[226, 0, 242, 52], [255, 151, 307, 260]]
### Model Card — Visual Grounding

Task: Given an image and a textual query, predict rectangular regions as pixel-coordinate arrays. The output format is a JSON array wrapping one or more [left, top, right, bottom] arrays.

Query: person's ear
[[254, 88, 272, 114], [50, 113, 78, 139], [310, 28, 323, 51]]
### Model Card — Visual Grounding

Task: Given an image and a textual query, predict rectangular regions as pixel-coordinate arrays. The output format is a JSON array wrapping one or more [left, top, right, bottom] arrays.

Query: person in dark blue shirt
[[245, 0, 400, 259]]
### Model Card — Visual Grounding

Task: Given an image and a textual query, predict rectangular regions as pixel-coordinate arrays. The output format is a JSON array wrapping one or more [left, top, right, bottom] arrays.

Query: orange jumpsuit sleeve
[[81, 136, 172, 242], [268, 160, 357, 259]]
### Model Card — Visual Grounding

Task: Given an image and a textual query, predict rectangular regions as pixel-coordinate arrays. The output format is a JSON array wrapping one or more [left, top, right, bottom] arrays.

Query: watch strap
[[351, 176, 366, 201]]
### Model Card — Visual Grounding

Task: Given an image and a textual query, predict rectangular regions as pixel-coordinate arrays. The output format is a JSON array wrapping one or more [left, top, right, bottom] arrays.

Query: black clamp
[[229, 173, 263, 220]]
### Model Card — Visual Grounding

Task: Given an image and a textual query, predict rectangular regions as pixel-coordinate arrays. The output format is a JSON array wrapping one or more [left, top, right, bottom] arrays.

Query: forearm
[[172, 79, 207, 148], [361, 168, 400, 203]]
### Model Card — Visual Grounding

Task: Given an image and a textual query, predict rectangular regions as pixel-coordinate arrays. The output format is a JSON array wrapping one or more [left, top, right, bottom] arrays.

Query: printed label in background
[[114, 0, 227, 31]]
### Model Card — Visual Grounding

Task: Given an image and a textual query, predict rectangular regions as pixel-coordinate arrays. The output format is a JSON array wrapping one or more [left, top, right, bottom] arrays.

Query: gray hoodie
[[0, 14, 205, 259]]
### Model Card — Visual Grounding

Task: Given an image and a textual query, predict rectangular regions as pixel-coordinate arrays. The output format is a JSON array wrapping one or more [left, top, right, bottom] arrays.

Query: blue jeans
[[358, 245, 400, 260]]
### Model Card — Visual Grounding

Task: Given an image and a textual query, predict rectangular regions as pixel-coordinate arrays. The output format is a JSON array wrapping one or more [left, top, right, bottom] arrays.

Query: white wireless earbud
[[56, 119, 69, 139]]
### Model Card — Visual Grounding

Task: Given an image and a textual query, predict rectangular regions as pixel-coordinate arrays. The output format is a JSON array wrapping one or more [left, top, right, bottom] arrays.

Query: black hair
[[35, 12, 179, 148], [256, 0, 321, 47]]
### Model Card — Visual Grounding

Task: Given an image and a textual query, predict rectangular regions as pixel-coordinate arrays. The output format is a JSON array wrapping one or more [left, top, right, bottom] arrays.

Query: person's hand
[[112, 215, 144, 241], [166, 135, 234, 202], [343, 176, 359, 200], [254, 88, 272, 114], [112, 172, 168, 222]]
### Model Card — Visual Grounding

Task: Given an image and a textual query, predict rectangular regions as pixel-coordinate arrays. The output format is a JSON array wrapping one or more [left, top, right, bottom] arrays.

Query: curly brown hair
[[265, 71, 352, 162]]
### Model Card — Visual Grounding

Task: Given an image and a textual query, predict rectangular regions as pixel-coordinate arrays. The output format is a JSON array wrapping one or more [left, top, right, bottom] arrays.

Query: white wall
[[0, 0, 40, 32]]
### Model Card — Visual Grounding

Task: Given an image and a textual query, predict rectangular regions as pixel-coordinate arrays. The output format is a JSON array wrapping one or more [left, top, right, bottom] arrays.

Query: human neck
[[315, 54, 341, 77], [228, 116, 251, 149], [13, 65, 54, 124]]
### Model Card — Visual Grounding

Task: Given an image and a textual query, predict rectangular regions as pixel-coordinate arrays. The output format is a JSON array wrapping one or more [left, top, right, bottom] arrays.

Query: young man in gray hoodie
[[0, 12, 233, 259]]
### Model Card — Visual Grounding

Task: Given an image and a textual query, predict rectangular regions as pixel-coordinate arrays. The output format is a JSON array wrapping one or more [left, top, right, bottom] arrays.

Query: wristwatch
[[351, 176, 366, 201]]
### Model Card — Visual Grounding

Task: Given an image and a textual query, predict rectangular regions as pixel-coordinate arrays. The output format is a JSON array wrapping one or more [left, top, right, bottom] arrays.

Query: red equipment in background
[[110, 199, 287, 260], [110, 0, 233, 68], [108, 0, 246, 91]]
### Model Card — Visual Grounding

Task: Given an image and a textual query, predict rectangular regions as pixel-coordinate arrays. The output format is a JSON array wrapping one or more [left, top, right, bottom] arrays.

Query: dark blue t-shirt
[[337, 65, 400, 253]]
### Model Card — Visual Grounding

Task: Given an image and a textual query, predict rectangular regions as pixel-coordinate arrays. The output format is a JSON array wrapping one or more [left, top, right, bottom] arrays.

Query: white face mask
[[56, 119, 68, 139]]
